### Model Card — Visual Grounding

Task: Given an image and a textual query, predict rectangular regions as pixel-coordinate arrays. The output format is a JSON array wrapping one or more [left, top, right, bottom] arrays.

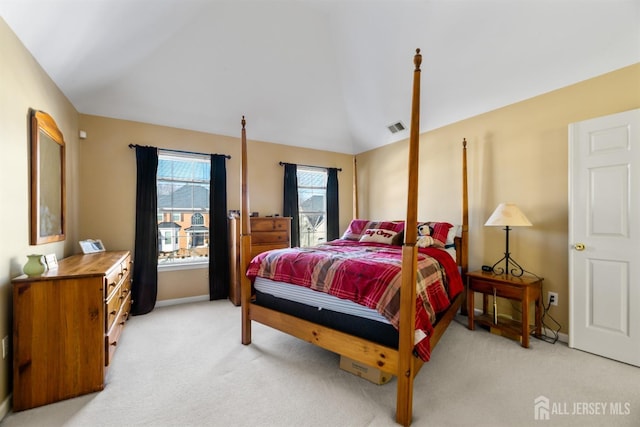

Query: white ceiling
[[2, 0, 639, 154]]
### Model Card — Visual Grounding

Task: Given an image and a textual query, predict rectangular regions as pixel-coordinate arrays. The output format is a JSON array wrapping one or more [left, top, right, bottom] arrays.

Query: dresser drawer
[[251, 230, 289, 244], [469, 278, 524, 300], [105, 293, 131, 367], [121, 280, 131, 307], [251, 218, 289, 232], [104, 254, 131, 299], [105, 269, 122, 299], [468, 278, 495, 294], [105, 286, 123, 331], [106, 268, 132, 332]]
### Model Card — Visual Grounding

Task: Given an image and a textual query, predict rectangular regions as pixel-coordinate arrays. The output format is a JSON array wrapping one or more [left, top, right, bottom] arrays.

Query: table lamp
[[485, 202, 532, 277]]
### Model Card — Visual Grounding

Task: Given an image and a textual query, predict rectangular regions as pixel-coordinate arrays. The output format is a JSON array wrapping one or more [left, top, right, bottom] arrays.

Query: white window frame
[[157, 151, 211, 271], [297, 166, 328, 247]]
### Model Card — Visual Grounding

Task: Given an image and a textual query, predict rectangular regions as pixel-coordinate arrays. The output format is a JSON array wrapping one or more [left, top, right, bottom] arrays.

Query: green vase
[[23, 254, 45, 277]]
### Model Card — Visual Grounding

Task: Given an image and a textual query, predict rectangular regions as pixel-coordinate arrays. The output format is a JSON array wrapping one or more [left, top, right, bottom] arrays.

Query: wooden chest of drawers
[[249, 217, 292, 259], [12, 251, 132, 411], [228, 217, 291, 305]]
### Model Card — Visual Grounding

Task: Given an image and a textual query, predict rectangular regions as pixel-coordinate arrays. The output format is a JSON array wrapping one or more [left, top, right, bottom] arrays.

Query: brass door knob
[[574, 243, 586, 251]]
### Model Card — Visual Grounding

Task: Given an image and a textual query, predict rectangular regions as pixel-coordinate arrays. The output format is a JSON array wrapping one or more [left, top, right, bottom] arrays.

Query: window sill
[[157, 261, 209, 272]]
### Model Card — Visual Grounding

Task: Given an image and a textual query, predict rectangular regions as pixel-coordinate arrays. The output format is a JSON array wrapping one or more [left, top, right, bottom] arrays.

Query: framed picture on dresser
[[79, 239, 105, 254], [44, 253, 58, 270]]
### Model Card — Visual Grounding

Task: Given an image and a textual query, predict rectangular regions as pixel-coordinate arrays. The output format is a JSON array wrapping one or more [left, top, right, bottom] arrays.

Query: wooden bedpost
[[240, 116, 253, 345], [459, 138, 469, 315], [396, 48, 422, 427], [353, 157, 359, 219]]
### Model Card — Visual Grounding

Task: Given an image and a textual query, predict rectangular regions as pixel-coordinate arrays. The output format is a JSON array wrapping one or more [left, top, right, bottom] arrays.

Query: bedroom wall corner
[[0, 18, 80, 418], [356, 62, 640, 335]]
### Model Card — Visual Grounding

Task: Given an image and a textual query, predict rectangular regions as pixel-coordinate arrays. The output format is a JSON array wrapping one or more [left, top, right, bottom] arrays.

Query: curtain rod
[[128, 144, 231, 159], [279, 161, 341, 172]]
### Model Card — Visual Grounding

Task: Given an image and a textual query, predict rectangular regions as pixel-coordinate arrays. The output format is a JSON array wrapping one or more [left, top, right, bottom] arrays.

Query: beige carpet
[[1, 300, 639, 427]]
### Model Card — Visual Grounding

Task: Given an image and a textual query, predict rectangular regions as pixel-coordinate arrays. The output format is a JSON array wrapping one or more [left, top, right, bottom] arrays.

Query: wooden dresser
[[12, 251, 132, 411], [228, 217, 291, 305]]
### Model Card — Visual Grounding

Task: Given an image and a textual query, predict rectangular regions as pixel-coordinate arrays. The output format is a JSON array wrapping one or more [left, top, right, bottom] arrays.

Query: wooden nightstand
[[467, 270, 543, 348]]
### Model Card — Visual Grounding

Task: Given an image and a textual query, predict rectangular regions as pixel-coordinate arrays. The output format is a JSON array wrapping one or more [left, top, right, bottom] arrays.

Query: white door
[[569, 108, 640, 367]]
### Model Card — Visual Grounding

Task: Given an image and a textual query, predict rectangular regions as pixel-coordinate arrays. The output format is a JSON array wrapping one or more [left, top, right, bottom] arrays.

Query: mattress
[[254, 276, 391, 324], [253, 279, 399, 349]]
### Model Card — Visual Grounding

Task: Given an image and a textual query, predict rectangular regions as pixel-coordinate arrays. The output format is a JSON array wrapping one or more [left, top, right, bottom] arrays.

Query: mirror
[[30, 109, 65, 245]]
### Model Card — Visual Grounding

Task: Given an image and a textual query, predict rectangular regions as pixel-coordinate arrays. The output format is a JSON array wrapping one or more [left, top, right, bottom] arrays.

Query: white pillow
[[359, 228, 398, 245], [446, 225, 460, 246]]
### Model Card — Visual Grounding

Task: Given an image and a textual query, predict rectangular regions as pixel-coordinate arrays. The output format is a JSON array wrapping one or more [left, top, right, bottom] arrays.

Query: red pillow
[[419, 221, 453, 247]]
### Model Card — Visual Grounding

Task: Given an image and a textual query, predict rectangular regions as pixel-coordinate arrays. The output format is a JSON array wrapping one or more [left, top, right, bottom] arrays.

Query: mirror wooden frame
[[30, 109, 66, 245]]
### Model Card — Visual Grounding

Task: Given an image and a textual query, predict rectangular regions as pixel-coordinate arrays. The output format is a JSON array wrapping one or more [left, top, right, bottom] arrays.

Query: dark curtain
[[131, 146, 159, 316], [282, 163, 300, 247], [209, 155, 230, 300], [326, 167, 340, 241]]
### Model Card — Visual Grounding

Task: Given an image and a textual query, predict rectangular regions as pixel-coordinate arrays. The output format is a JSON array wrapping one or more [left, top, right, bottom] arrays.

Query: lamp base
[[490, 253, 526, 277], [490, 225, 526, 277]]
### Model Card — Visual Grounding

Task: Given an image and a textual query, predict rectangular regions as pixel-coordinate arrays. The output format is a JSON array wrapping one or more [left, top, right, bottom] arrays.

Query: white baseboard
[[545, 328, 569, 344], [0, 394, 11, 422], [155, 295, 209, 308]]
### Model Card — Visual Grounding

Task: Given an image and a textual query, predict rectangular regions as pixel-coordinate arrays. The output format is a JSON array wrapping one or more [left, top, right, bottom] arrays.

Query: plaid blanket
[[246, 239, 463, 361]]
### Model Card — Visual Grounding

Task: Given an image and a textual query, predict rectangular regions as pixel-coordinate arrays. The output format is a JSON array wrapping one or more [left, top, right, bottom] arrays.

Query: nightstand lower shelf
[[474, 313, 540, 343]]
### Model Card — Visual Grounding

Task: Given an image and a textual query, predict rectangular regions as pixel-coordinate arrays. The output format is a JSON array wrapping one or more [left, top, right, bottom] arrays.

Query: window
[[157, 151, 210, 266], [186, 212, 207, 248], [297, 167, 327, 247]]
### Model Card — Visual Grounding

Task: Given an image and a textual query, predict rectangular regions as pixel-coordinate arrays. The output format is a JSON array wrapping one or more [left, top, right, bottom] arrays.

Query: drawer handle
[[111, 341, 117, 347], [108, 282, 117, 288], [110, 310, 117, 316]]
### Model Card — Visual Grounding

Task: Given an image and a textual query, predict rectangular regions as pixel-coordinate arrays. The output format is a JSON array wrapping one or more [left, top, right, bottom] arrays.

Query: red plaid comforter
[[246, 239, 463, 361]]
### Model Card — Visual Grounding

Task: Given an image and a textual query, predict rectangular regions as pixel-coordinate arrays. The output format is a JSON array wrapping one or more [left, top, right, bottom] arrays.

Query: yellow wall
[[1, 17, 354, 414], [0, 18, 80, 412], [77, 114, 354, 301], [357, 63, 640, 333], [3, 8, 639, 417]]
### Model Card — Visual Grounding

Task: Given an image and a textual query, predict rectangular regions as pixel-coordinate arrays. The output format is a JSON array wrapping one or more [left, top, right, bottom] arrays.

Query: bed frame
[[239, 49, 469, 426]]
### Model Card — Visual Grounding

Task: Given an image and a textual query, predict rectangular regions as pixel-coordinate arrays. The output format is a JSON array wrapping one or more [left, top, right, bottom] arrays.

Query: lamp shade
[[484, 203, 532, 227]]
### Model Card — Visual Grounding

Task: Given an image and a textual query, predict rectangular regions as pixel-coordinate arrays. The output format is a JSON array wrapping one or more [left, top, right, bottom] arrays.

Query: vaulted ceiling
[[2, 0, 639, 154]]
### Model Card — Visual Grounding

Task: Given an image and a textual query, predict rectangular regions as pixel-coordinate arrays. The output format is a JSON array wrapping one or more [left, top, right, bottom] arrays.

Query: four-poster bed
[[239, 49, 469, 426]]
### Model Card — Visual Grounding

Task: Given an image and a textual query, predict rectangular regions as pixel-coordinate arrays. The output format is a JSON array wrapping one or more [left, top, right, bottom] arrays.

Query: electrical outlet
[[2, 336, 8, 359], [547, 292, 558, 307]]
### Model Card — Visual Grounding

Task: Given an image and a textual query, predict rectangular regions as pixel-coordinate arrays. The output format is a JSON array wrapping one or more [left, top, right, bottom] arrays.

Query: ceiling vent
[[387, 121, 406, 134]]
